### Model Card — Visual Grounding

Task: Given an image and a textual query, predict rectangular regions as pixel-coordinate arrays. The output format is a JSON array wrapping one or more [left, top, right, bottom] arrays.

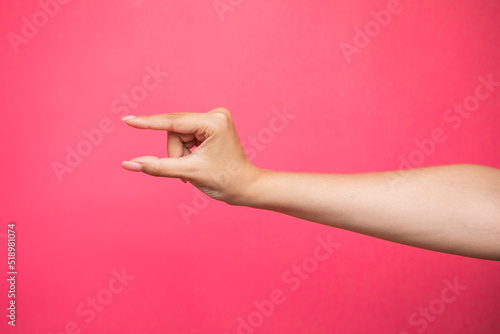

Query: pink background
[[1, 0, 500, 333]]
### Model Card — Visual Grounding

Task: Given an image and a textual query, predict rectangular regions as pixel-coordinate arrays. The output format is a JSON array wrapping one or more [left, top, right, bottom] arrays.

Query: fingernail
[[122, 161, 142, 172], [122, 115, 136, 121]]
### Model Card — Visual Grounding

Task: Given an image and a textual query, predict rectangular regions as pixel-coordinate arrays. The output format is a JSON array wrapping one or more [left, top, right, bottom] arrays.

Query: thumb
[[122, 156, 192, 178]]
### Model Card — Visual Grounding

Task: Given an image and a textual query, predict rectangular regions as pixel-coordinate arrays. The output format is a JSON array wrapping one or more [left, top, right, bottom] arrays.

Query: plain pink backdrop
[[1, 0, 500, 333]]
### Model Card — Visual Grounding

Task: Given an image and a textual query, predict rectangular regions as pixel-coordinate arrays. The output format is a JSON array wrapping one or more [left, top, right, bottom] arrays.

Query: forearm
[[240, 164, 500, 261], [121, 112, 500, 260]]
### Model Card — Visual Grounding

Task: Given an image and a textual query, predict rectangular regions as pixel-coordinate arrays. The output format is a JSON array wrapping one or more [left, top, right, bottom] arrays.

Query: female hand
[[121, 108, 261, 205]]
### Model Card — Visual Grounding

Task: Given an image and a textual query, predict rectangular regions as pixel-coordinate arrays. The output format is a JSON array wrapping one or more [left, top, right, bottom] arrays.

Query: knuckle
[[167, 113, 181, 128], [210, 110, 232, 129], [168, 112, 182, 119], [212, 107, 230, 115]]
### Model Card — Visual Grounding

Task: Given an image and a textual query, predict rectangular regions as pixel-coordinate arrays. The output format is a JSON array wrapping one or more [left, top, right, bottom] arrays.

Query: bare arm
[[121, 109, 500, 261], [242, 165, 500, 261]]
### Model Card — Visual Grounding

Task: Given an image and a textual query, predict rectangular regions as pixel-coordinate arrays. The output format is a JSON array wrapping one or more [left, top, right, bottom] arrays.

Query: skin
[[121, 108, 500, 261]]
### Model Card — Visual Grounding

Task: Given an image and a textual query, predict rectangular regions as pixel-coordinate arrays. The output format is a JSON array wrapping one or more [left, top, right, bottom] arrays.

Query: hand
[[121, 108, 261, 205]]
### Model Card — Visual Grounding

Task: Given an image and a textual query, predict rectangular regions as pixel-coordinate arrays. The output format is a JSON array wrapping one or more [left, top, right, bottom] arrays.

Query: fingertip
[[122, 161, 143, 172], [122, 115, 150, 129], [122, 115, 136, 121]]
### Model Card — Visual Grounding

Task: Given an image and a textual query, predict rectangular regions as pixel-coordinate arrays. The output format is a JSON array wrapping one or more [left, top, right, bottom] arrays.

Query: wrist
[[227, 167, 273, 207]]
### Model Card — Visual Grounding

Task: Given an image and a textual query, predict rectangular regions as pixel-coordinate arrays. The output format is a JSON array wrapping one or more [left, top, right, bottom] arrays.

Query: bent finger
[[167, 131, 185, 158], [166, 132, 193, 184]]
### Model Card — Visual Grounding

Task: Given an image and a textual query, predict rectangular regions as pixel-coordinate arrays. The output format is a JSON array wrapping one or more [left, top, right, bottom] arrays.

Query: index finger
[[122, 112, 211, 133]]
